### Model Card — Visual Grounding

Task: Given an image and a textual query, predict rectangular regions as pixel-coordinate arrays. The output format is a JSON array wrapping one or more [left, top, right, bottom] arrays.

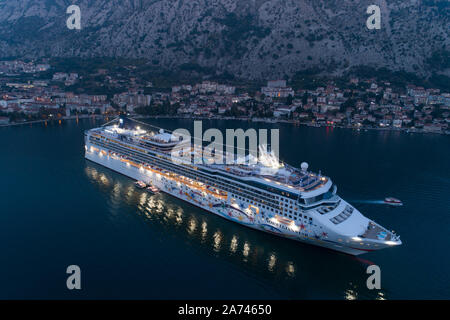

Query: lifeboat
[[135, 181, 147, 189], [146, 185, 160, 194]]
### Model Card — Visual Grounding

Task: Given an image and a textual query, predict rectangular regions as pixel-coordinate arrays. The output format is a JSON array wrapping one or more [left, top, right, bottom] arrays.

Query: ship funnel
[[301, 162, 309, 173]]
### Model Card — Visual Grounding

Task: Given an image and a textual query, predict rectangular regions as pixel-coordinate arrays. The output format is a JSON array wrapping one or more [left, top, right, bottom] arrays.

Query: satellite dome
[[159, 129, 164, 134], [301, 162, 309, 172]]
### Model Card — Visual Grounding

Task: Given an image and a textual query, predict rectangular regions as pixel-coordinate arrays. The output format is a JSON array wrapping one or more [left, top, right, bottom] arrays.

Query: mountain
[[0, 0, 449, 79]]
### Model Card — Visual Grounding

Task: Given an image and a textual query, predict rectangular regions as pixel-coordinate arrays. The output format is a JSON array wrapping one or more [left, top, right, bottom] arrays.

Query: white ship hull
[[85, 147, 379, 256]]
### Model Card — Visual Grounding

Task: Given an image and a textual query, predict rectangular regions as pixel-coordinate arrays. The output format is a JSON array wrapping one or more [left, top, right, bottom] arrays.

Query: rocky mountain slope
[[0, 0, 448, 79]]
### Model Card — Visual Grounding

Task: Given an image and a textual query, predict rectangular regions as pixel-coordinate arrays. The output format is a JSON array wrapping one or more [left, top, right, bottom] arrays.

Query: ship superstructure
[[84, 117, 401, 255]]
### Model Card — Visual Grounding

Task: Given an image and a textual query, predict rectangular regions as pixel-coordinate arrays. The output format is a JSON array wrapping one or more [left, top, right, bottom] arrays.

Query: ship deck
[[91, 126, 330, 192], [361, 221, 392, 241]]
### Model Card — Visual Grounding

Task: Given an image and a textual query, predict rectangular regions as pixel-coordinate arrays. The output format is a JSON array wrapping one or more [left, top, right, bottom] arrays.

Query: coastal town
[[1, 59, 449, 135]]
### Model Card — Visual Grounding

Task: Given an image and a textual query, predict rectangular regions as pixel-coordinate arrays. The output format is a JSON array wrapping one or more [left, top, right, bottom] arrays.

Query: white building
[[274, 106, 296, 117], [261, 80, 294, 98], [393, 119, 402, 128]]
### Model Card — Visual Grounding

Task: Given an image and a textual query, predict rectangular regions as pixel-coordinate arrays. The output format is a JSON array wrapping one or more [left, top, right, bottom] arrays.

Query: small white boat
[[384, 197, 403, 206], [135, 181, 147, 189], [146, 185, 159, 194]]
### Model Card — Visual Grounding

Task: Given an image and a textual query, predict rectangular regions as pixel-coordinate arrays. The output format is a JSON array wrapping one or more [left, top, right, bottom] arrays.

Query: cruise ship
[[85, 117, 402, 255]]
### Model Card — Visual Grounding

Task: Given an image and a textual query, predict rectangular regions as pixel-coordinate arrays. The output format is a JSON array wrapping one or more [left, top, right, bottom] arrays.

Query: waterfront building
[[262, 80, 294, 98]]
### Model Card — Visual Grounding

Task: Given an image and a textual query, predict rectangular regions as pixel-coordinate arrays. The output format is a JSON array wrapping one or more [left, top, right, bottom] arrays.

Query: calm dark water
[[0, 117, 449, 299]]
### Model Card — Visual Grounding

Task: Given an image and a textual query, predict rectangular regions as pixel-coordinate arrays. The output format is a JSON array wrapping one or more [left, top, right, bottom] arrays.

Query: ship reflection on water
[[85, 163, 389, 300]]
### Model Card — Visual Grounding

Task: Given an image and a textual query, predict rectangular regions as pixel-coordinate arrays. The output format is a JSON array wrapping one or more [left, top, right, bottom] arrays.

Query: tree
[[286, 95, 293, 105], [302, 92, 308, 105], [341, 98, 356, 112]]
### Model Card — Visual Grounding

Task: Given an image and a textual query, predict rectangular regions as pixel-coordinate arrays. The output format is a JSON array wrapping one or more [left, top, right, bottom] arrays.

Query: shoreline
[[0, 114, 107, 127], [2, 113, 449, 136], [135, 114, 450, 136]]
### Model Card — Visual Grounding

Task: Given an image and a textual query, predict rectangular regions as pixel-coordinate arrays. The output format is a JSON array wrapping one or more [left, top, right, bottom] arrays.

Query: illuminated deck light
[[385, 240, 400, 246]]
